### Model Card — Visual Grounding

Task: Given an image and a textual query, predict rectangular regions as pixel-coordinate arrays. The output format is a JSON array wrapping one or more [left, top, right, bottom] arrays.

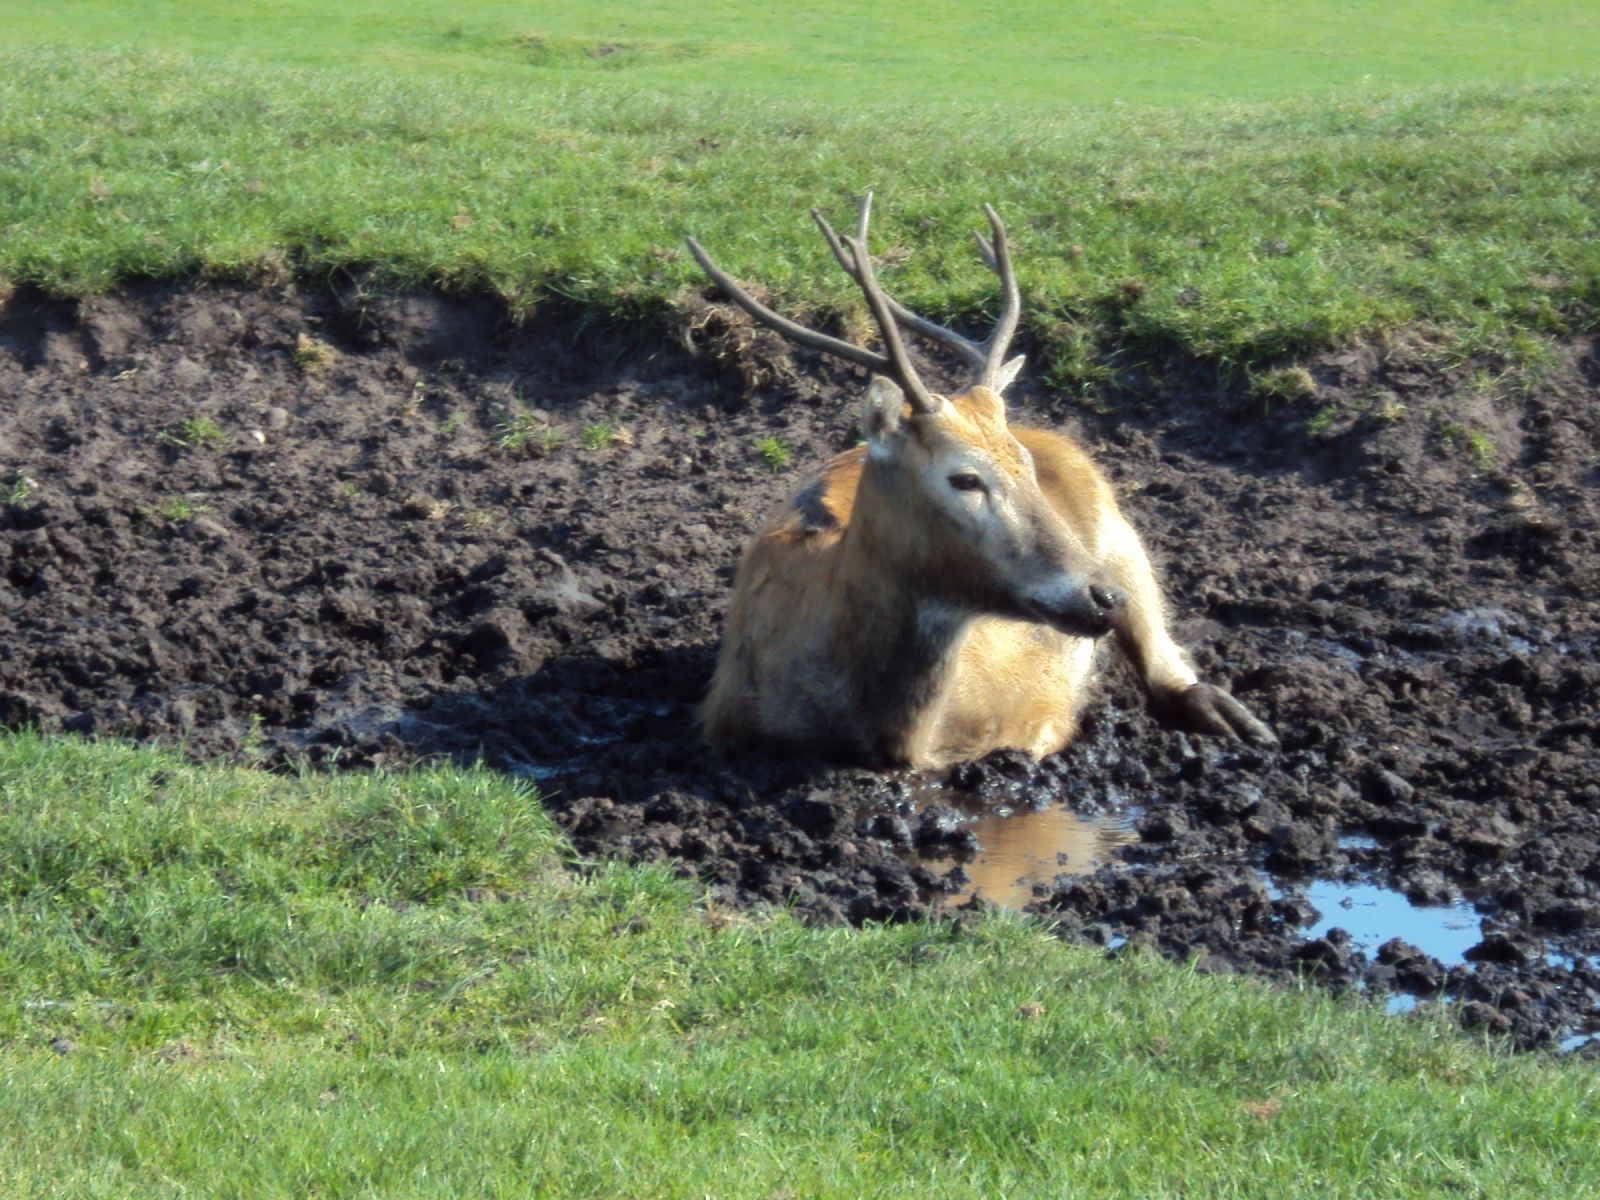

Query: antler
[[683, 233, 893, 378], [685, 195, 1023, 412], [839, 224, 939, 414], [811, 194, 1021, 392], [685, 195, 937, 413]]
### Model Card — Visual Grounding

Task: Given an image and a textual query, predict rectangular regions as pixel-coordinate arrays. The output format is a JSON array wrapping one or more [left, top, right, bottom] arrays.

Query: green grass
[[0, 731, 1596, 1198], [1305, 405, 1340, 439], [5, 475, 39, 509], [757, 434, 792, 472], [580, 420, 620, 451], [2, 4, 1599, 368], [7, 1, 1599, 107], [140, 496, 206, 523], [494, 406, 562, 456], [157, 415, 227, 451]]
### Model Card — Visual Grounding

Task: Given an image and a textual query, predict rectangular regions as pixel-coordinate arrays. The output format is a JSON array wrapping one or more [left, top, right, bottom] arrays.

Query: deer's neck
[[828, 470, 971, 762]]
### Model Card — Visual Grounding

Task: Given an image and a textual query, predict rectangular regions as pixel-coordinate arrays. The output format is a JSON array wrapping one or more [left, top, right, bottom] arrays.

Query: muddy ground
[[2, 282, 1598, 1051]]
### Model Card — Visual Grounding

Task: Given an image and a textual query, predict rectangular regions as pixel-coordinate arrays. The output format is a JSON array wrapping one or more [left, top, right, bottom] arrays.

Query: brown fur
[[702, 388, 1212, 768]]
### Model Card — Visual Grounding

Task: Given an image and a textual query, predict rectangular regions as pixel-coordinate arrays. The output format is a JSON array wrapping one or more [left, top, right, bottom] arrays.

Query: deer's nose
[[1021, 579, 1123, 638], [1089, 584, 1124, 616]]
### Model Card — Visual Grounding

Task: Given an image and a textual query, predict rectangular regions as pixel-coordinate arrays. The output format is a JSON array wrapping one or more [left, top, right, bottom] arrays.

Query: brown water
[[916, 798, 1139, 908]]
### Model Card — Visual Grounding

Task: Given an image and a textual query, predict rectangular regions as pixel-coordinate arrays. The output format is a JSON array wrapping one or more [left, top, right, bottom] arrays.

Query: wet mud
[[2, 283, 1598, 1051]]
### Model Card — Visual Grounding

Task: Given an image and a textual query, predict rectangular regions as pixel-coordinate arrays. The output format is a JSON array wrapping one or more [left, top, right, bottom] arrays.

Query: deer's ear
[[992, 354, 1026, 394], [862, 376, 910, 459], [863, 376, 949, 459]]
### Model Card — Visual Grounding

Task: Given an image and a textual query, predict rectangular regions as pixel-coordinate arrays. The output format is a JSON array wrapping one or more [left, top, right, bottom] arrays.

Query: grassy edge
[[2, 47, 1598, 374], [0, 729, 1596, 1197]]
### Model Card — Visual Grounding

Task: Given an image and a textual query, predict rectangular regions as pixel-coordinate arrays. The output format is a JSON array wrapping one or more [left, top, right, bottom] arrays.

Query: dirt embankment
[[2, 284, 1598, 1050]]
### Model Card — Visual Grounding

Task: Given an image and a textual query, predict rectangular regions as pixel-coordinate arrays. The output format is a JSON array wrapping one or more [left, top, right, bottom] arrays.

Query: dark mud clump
[[3, 284, 1598, 1051]]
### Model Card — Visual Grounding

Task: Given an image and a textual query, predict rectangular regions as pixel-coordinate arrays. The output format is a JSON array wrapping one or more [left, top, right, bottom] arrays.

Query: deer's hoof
[[1175, 683, 1277, 746]]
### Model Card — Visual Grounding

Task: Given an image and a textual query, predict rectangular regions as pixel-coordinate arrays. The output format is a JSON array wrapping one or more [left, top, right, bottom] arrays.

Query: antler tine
[[842, 233, 940, 414], [972, 230, 998, 273], [812, 198, 988, 373], [976, 203, 1022, 390], [811, 196, 862, 278], [684, 236, 892, 376]]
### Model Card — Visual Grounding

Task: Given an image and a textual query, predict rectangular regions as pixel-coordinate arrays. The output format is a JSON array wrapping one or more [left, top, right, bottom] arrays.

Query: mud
[[2, 283, 1598, 1052]]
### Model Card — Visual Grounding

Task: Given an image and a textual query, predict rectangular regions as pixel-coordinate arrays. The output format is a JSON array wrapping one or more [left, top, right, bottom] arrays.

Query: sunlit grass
[[7, 0, 1600, 107], [0, 731, 1596, 1198], [2, 48, 1597, 368]]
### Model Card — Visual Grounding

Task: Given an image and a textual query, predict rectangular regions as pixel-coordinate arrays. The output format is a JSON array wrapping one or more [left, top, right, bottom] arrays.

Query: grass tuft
[[158, 416, 227, 451], [6, 474, 39, 508], [580, 421, 624, 451], [142, 496, 206, 523], [757, 435, 791, 472], [1305, 405, 1339, 439], [1251, 366, 1319, 405], [290, 332, 335, 372], [1466, 428, 1498, 470], [496, 408, 563, 456]]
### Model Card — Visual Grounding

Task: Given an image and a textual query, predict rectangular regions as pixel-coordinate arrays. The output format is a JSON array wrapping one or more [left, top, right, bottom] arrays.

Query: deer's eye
[[948, 472, 986, 493]]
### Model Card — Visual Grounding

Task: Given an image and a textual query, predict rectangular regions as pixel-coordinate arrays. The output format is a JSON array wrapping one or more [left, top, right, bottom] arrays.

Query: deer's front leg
[[1098, 511, 1276, 746]]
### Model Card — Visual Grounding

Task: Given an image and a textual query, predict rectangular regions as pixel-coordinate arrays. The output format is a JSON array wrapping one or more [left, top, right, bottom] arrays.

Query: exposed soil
[[3, 283, 1598, 1051]]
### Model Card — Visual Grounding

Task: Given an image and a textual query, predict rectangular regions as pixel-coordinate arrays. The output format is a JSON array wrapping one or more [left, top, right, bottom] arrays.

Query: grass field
[[3, 2, 1599, 368], [7, 0, 1599, 106], [2, 732, 1596, 1199], [12, 1, 1600, 105]]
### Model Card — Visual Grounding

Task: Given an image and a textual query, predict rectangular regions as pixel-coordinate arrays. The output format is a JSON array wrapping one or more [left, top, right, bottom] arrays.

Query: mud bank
[[2, 284, 1597, 1050]]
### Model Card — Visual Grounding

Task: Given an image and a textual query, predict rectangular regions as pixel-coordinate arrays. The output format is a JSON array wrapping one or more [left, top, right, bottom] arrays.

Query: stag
[[686, 196, 1272, 768]]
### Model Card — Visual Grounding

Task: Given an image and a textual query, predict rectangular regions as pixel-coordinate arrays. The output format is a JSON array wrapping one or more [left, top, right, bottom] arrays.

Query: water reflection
[[915, 797, 1138, 908], [1298, 879, 1483, 966]]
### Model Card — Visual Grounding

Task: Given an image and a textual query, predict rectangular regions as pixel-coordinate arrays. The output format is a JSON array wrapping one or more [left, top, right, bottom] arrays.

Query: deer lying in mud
[[686, 196, 1273, 769]]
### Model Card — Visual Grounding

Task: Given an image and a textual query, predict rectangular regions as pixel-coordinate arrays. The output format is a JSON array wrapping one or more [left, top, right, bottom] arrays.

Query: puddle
[[1559, 1031, 1598, 1055], [1284, 632, 1367, 673], [913, 807, 1598, 1037], [1545, 947, 1600, 973], [914, 797, 1138, 908], [1435, 607, 1538, 655], [912, 803, 1488, 970], [1295, 879, 1483, 965], [1337, 833, 1381, 853]]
